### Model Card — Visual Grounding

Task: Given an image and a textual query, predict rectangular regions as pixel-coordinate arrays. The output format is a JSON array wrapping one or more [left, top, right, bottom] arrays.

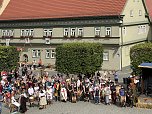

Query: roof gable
[[145, 0, 152, 22], [0, 0, 127, 20]]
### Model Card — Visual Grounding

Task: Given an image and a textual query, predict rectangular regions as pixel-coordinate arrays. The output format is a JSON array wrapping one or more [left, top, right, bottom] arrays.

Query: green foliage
[[56, 42, 103, 75], [0, 46, 19, 72], [130, 43, 152, 75]]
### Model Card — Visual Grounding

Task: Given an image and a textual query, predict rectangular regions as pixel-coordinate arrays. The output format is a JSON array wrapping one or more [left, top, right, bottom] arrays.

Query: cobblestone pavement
[[2, 101, 152, 114], [33, 66, 132, 83]]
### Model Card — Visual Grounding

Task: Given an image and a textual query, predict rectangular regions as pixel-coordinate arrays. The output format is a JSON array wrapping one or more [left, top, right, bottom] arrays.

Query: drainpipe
[[119, 15, 124, 71]]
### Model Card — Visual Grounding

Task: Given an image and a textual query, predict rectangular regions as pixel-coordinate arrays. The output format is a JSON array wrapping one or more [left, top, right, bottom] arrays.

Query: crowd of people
[[0, 65, 138, 114]]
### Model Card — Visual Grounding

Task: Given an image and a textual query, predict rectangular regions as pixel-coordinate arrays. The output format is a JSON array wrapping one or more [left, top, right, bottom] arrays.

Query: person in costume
[[39, 89, 47, 109], [60, 84, 67, 102], [46, 86, 53, 105], [19, 91, 27, 114]]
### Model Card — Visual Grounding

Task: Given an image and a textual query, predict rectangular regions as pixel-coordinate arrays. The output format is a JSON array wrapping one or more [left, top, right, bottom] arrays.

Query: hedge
[[130, 43, 152, 75], [0, 46, 19, 72], [55, 42, 103, 75]]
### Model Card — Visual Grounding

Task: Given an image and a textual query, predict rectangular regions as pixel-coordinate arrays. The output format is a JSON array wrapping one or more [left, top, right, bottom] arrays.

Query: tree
[[0, 46, 19, 72], [55, 42, 103, 75], [130, 43, 152, 75]]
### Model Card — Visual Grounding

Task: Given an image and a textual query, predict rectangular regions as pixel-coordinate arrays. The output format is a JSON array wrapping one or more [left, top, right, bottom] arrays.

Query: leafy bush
[[0, 46, 19, 72], [55, 42, 103, 75], [130, 43, 152, 75]]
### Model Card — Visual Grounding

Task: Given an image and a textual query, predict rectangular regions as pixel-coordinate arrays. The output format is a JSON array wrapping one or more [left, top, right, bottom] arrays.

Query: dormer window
[[43, 29, 52, 38]]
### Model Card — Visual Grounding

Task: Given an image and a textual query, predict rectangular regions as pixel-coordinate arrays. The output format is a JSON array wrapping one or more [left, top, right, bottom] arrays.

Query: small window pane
[[46, 50, 50, 58], [37, 50, 41, 57], [95, 27, 100, 36], [64, 28, 69, 37], [71, 28, 76, 37], [103, 52, 109, 61], [78, 28, 83, 37], [51, 49, 56, 59], [32, 50, 36, 58]]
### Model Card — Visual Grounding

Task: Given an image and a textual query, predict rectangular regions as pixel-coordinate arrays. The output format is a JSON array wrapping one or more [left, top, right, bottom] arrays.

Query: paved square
[[2, 101, 152, 114]]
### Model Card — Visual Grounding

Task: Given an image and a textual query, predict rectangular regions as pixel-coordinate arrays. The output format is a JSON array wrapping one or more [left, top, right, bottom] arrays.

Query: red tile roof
[[0, 0, 3, 6], [145, 0, 152, 22], [0, 0, 127, 21]]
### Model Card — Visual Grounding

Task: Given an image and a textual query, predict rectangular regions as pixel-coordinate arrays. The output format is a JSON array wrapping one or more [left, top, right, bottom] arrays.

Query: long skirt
[[39, 97, 47, 106], [105, 95, 109, 104]]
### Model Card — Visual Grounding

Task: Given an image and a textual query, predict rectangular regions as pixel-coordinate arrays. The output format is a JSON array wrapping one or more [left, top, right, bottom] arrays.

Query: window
[[142, 25, 146, 33], [105, 27, 111, 37], [43, 29, 52, 38], [9, 30, 14, 37], [45, 50, 50, 59], [123, 27, 126, 35], [48, 29, 52, 37], [45, 38, 50, 44], [70, 28, 76, 37], [2, 30, 8, 37], [139, 10, 142, 16], [2, 30, 14, 38], [95, 27, 100, 37], [51, 49, 56, 59], [21, 29, 25, 37], [32, 50, 37, 58], [29, 29, 34, 37], [138, 25, 146, 34], [25, 29, 29, 36], [20, 29, 34, 37], [37, 50, 41, 58], [130, 10, 133, 17], [64, 28, 69, 37], [25, 38, 30, 43], [103, 52, 109, 61], [6, 39, 10, 46], [32, 49, 41, 58], [43, 29, 47, 37], [77, 28, 83, 37]]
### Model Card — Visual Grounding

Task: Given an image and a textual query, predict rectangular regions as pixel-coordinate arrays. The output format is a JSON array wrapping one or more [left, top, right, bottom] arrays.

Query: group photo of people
[[0, 64, 139, 114]]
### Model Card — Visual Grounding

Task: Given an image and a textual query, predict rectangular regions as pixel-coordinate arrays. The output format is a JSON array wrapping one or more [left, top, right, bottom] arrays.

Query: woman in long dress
[[39, 89, 47, 109], [19, 93, 27, 113], [60, 85, 67, 102], [46, 86, 53, 105]]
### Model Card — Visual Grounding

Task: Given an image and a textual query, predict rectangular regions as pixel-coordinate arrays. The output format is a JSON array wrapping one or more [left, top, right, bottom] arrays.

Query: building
[[145, 0, 152, 42], [0, 0, 151, 70]]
